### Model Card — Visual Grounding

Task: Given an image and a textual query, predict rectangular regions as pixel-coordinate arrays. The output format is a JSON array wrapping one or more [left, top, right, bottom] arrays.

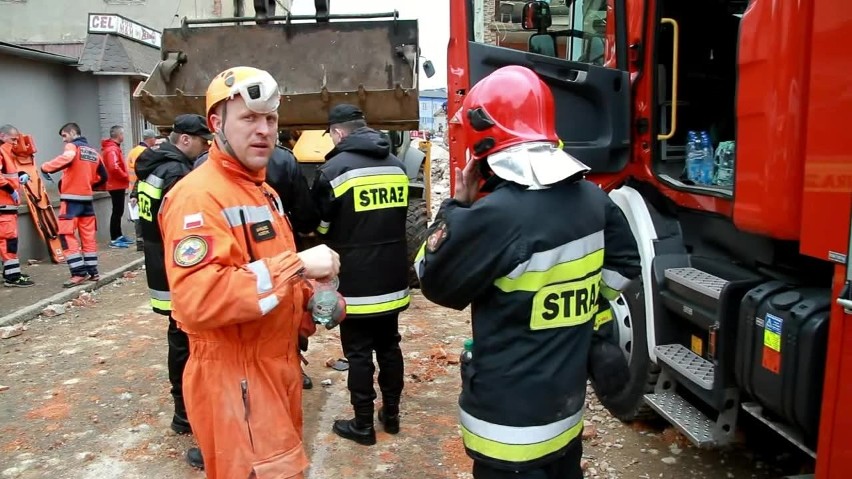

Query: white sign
[[88, 14, 161, 48]]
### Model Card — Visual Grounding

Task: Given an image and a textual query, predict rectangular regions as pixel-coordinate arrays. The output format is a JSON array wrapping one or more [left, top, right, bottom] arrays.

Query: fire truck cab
[[446, 0, 852, 476]]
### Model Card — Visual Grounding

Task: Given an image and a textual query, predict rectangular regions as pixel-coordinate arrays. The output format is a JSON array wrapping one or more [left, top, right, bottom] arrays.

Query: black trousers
[[108, 189, 125, 240], [167, 316, 190, 417], [473, 440, 584, 479], [340, 312, 404, 419]]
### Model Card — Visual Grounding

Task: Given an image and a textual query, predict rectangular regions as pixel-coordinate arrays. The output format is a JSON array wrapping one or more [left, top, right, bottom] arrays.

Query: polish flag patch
[[183, 213, 204, 230]]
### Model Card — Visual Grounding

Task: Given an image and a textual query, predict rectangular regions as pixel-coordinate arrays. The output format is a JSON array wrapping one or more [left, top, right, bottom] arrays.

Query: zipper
[[241, 379, 255, 452]]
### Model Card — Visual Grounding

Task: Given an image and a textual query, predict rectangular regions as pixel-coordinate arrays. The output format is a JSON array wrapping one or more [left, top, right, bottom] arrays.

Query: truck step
[[644, 391, 718, 447], [655, 343, 714, 390], [665, 267, 728, 300], [741, 402, 817, 459]]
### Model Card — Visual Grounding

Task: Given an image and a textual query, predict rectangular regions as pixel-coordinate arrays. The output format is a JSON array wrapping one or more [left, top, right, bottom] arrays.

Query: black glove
[[298, 334, 309, 352]]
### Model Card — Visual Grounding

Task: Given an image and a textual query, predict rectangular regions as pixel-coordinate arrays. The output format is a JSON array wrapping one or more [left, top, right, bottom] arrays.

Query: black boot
[[378, 407, 400, 434], [171, 395, 192, 435], [302, 372, 313, 390], [185, 447, 204, 469], [332, 415, 376, 446]]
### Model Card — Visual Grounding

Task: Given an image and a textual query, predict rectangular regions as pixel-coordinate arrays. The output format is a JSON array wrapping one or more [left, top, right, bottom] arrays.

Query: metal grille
[[656, 344, 714, 389], [665, 267, 728, 299], [645, 391, 716, 447]]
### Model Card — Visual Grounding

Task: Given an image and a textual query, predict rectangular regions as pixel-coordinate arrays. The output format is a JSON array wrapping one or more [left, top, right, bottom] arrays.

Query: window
[[566, 0, 608, 65]]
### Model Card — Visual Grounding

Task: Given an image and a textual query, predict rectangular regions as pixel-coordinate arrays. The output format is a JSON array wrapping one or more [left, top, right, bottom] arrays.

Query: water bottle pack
[[713, 141, 735, 187], [684, 130, 715, 186]]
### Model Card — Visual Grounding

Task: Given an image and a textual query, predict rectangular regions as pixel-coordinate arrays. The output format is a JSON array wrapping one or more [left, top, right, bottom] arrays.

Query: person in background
[[0, 124, 34, 287], [100, 125, 133, 249], [127, 129, 157, 252], [41, 122, 107, 287]]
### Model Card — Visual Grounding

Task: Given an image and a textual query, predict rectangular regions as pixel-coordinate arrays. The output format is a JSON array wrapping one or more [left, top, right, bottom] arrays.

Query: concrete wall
[[0, 52, 119, 261], [0, 0, 293, 44], [97, 76, 133, 156]]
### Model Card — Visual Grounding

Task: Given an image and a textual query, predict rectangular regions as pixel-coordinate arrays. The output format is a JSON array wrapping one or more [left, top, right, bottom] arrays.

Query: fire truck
[[446, 0, 852, 476]]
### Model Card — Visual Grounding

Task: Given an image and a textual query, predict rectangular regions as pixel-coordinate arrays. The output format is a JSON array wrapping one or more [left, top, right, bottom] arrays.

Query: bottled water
[[699, 131, 715, 185], [685, 131, 703, 184], [311, 276, 339, 326], [713, 141, 735, 187]]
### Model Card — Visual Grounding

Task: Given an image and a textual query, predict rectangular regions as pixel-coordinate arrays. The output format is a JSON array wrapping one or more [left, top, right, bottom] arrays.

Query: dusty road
[[1, 273, 810, 478]]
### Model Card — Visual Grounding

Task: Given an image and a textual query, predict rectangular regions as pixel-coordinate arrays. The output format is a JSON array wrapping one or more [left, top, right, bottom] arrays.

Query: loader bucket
[[134, 15, 422, 130]]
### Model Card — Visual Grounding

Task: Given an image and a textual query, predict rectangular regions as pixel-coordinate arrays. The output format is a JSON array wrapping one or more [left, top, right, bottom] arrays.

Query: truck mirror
[[529, 33, 557, 57], [522, 1, 552, 32], [422, 59, 436, 78]]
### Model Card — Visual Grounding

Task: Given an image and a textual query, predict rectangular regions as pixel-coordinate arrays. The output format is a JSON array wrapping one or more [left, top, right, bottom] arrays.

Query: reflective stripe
[[329, 166, 408, 198], [150, 298, 172, 311], [317, 220, 330, 234], [413, 241, 426, 281], [460, 407, 584, 463], [5, 267, 21, 275], [602, 268, 631, 292], [259, 295, 279, 315], [3, 260, 20, 268], [1, 173, 16, 178], [65, 254, 84, 266], [246, 260, 273, 294], [495, 232, 605, 293], [149, 289, 171, 301], [83, 254, 98, 266], [4, 259, 21, 275], [600, 283, 620, 301], [0, 205, 17, 212], [60, 194, 94, 201], [137, 179, 163, 200], [593, 307, 613, 331], [345, 288, 411, 315], [221, 205, 273, 227], [144, 174, 165, 188]]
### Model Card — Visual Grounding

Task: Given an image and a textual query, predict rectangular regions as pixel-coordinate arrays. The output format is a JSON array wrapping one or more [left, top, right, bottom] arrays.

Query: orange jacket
[[126, 143, 147, 185], [160, 143, 315, 479], [0, 142, 19, 211], [100, 138, 129, 191], [41, 137, 107, 202]]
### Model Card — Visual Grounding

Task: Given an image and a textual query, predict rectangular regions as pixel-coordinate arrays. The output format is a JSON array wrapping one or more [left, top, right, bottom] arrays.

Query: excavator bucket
[[134, 10, 422, 130]]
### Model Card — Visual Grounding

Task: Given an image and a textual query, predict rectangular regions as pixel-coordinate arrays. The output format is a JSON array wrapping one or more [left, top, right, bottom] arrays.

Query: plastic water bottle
[[311, 276, 339, 326], [685, 131, 703, 184], [713, 141, 735, 187], [461, 339, 473, 364], [699, 131, 715, 185]]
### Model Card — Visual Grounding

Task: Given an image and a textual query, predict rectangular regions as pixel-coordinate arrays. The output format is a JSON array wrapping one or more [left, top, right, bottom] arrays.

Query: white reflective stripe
[[143, 174, 165, 188], [0, 205, 17, 211], [602, 268, 631, 291], [5, 267, 21, 275], [149, 289, 171, 300], [345, 288, 410, 305], [60, 194, 94, 201], [246, 260, 273, 294], [459, 407, 584, 445], [221, 205, 273, 227], [65, 254, 84, 266], [259, 294, 279, 315], [505, 231, 604, 279], [1, 173, 16, 178], [319, 220, 331, 229], [329, 166, 407, 189], [3, 260, 20, 267]]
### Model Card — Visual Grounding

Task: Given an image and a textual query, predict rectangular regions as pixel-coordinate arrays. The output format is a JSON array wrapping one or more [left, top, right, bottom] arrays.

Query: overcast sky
[[289, 0, 449, 90]]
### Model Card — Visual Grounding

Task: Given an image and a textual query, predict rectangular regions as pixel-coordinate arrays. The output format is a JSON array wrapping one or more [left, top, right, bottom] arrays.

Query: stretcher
[[11, 135, 65, 264]]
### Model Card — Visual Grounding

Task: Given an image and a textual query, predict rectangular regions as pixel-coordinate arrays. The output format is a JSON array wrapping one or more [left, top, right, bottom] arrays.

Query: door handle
[[657, 18, 680, 141]]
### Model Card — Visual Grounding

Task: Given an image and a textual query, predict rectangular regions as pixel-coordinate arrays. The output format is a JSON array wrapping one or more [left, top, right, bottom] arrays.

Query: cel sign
[[88, 14, 162, 48]]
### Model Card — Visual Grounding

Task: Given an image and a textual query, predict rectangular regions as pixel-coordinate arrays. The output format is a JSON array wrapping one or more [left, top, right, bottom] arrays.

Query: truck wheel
[[592, 279, 660, 422], [406, 197, 429, 289]]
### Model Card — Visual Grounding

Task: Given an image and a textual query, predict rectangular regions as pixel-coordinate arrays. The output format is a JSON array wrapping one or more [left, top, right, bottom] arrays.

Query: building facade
[[419, 88, 448, 134]]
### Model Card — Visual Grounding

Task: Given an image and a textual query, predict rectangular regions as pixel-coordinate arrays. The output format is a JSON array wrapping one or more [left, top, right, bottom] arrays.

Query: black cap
[[325, 104, 364, 132], [173, 114, 213, 140]]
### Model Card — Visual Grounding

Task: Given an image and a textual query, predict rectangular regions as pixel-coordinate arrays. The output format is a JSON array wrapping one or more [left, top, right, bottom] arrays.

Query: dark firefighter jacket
[[135, 142, 195, 315], [415, 177, 641, 470], [310, 127, 410, 318]]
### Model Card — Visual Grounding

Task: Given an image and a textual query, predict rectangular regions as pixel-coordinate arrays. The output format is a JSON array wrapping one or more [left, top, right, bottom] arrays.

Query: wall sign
[[88, 13, 161, 48]]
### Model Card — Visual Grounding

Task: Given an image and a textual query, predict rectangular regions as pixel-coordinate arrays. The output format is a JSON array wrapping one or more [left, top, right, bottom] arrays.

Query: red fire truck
[[446, 0, 852, 476]]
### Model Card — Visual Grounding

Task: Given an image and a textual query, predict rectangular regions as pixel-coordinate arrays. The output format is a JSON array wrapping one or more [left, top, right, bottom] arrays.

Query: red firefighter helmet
[[453, 65, 558, 162]]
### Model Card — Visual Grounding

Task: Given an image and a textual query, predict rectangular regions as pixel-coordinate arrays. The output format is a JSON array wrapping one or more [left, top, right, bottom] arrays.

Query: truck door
[[466, 0, 631, 174]]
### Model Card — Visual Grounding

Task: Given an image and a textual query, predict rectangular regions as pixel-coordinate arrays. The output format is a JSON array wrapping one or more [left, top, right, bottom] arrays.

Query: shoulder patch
[[173, 235, 211, 267], [427, 222, 448, 253]]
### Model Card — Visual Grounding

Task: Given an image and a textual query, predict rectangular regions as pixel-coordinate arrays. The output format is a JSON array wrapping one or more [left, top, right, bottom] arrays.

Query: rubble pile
[[428, 142, 451, 222]]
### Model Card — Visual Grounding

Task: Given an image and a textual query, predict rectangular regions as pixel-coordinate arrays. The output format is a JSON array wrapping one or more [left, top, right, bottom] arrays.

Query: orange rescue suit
[[160, 143, 316, 479]]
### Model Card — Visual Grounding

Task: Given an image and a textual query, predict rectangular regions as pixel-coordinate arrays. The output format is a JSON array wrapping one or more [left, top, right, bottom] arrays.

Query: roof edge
[[0, 41, 77, 65]]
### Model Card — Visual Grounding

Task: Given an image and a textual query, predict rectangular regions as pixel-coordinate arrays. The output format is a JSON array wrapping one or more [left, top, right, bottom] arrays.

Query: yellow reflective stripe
[[494, 249, 604, 293], [460, 417, 583, 463], [593, 307, 613, 331], [137, 180, 163, 200], [150, 298, 172, 311], [600, 283, 620, 301], [332, 173, 409, 198], [346, 295, 411, 315], [530, 272, 600, 330], [414, 241, 426, 262], [317, 220, 330, 234]]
